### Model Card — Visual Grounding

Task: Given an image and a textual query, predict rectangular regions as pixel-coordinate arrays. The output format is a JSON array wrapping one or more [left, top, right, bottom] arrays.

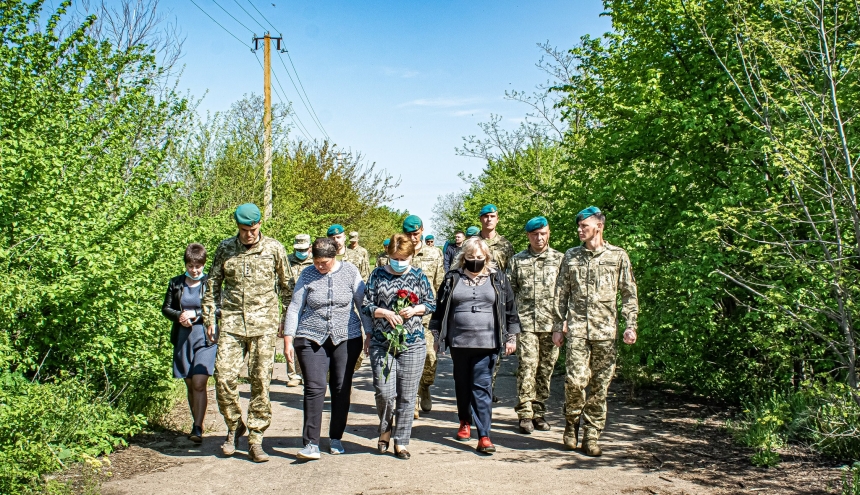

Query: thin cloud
[[399, 97, 483, 108]]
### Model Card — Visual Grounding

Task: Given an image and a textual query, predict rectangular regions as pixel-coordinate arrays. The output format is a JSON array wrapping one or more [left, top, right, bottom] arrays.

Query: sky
[[170, 0, 612, 234]]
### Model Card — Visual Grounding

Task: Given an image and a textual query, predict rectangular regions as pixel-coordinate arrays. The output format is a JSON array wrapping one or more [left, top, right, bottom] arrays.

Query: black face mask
[[464, 258, 485, 273]]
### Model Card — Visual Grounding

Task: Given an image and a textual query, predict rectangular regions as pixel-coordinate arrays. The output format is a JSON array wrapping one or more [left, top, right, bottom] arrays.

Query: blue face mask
[[294, 250, 309, 260], [185, 271, 205, 281], [389, 259, 410, 273]]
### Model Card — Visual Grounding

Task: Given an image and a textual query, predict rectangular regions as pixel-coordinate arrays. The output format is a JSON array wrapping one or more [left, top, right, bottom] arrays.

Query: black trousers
[[294, 336, 362, 446], [450, 347, 497, 439]]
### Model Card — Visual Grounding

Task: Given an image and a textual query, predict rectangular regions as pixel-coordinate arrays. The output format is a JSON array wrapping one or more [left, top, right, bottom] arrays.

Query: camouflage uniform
[[410, 243, 445, 411], [284, 252, 313, 381], [507, 247, 563, 420], [554, 243, 638, 442], [484, 231, 515, 393], [341, 247, 371, 281], [202, 235, 290, 445], [375, 251, 390, 267], [352, 244, 370, 266]]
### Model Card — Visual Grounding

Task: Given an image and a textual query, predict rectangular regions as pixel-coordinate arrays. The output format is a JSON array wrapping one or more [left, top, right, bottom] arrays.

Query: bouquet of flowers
[[383, 289, 419, 380]]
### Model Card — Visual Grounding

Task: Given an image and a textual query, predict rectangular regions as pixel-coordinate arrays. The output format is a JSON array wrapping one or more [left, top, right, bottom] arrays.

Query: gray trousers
[[369, 339, 426, 446]]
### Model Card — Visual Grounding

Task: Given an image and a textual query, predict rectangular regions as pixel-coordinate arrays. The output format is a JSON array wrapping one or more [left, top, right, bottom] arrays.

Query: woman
[[284, 237, 371, 461], [161, 243, 216, 443], [429, 237, 520, 454], [362, 234, 436, 460]]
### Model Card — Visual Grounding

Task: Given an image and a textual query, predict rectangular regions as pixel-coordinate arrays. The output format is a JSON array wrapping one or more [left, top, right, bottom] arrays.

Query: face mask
[[185, 271, 205, 281], [294, 250, 309, 260], [464, 258, 485, 273], [390, 259, 410, 273]]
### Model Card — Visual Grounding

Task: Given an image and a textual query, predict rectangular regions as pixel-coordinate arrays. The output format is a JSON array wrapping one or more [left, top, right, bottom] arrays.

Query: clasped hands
[[179, 310, 197, 327]]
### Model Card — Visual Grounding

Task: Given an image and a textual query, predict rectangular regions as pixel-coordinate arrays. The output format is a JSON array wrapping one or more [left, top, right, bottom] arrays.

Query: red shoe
[[456, 421, 471, 441], [476, 436, 496, 454]]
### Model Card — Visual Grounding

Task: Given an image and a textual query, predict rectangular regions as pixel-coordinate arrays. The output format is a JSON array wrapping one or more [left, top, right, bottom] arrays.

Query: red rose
[[397, 289, 408, 299], [408, 292, 419, 304]]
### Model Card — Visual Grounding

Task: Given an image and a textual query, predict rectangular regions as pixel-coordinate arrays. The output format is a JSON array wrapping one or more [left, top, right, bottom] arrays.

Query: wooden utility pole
[[252, 33, 283, 220]]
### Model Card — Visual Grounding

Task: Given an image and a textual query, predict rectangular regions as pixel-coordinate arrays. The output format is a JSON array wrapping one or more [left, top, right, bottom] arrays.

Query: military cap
[[425, 235, 435, 241], [293, 234, 311, 250], [349, 231, 359, 240], [234, 203, 261, 226], [383, 239, 391, 247], [525, 216, 549, 232], [576, 206, 602, 223], [479, 204, 498, 216], [327, 224, 345, 236], [402, 215, 423, 233], [465, 226, 480, 237]]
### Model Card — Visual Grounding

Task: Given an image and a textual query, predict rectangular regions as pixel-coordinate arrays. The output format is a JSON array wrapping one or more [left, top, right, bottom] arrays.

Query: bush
[[0, 372, 145, 494]]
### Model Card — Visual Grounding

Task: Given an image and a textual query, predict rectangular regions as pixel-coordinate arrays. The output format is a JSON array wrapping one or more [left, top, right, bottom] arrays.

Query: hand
[[363, 336, 371, 357], [552, 331, 565, 348], [179, 310, 196, 327], [277, 321, 285, 338], [207, 325, 218, 343], [623, 328, 637, 345], [504, 341, 516, 356], [284, 336, 295, 363], [433, 339, 440, 354], [382, 310, 404, 329], [398, 306, 417, 320]]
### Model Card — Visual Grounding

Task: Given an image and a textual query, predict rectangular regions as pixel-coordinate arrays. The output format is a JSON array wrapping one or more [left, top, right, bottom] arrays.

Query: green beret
[[402, 215, 423, 233], [234, 203, 261, 226], [425, 235, 435, 241], [479, 204, 498, 216], [576, 206, 602, 223], [525, 216, 549, 232], [383, 239, 391, 247], [327, 224, 345, 236], [465, 226, 480, 236]]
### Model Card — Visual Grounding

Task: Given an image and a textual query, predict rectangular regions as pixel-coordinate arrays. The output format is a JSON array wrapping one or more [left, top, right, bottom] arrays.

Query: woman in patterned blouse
[[362, 234, 436, 460]]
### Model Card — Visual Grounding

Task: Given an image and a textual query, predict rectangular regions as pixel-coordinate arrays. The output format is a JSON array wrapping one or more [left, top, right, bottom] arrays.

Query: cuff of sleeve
[[552, 322, 565, 333], [202, 316, 214, 328], [506, 323, 521, 334]]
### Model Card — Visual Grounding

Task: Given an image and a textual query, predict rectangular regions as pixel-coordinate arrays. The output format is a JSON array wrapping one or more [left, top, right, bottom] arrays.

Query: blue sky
[[172, 0, 611, 234]]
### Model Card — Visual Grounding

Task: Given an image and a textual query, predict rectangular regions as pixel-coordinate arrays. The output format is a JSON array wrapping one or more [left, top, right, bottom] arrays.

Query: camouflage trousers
[[565, 338, 617, 441], [420, 325, 437, 388], [515, 332, 559, 419], [214, 332, 276, 445], [287, 358, 302, 380]]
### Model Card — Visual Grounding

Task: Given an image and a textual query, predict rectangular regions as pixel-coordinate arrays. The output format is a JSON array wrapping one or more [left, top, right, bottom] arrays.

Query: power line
[[188, 0, 251, 48], [281, 51, 329, 140], [275, 54, 329, 140], [231, 0, 267, 32], [246, 0, 279, 32], [210, 0, 255, 34], [254, 52, 314, 141]]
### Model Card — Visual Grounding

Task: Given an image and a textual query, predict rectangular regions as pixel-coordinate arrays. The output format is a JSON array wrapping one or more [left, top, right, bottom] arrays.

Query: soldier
[[328, 224, 371, 280], [283, 234, 313, 387], [376, 238, 391, 267], [425, 234, 435, 248], [553, 206, 638, 456], [402, 215, 445, 419], [465, 226, 480, 237], [202, 203, 291, 463], [348, 231, 371, 268], [443, 230, 465, 272], [479, 204, 515, 401], [508, 217, 563, 434]]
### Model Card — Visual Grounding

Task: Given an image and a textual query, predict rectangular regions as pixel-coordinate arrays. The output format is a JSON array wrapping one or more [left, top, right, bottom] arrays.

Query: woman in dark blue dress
[[161, 243, 217, 442]]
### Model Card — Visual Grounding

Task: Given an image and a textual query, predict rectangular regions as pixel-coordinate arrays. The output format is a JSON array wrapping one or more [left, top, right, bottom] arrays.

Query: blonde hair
[[387, 233, 415, 258], [451, 237, 495, 273]]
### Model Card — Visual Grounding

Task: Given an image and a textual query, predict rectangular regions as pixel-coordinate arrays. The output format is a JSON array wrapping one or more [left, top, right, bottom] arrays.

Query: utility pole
[[252, 33, 283, 221]]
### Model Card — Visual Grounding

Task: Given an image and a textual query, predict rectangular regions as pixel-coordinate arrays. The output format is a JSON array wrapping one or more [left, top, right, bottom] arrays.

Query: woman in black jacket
[[429, 237, 520, 454], [161, 243, 216, 443]]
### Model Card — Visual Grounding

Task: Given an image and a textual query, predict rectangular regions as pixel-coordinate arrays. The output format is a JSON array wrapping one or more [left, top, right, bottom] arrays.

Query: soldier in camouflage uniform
[[402, 215, 445, 419], [507, 216, 562, 434], [478, 204, 515, 400], [282, 234, 313, 387], [329, 224, 371, 280], [202, 203, 291, 463], [349, 231, 371, 268], [376, 238, 391, 267], [553, 206, 638, 456]]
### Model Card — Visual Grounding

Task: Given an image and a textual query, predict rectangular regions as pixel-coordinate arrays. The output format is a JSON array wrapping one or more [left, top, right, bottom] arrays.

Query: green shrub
[[0, 372, 145, 494]]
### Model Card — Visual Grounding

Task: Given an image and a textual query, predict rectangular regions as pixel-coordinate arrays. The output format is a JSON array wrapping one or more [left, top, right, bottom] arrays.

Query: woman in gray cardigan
[[284, 237, 371, 461]]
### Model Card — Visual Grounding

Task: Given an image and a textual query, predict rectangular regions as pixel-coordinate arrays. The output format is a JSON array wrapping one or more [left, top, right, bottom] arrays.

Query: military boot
[[248, 444, 270, 462], [582, 428, 602, 457], [519, 418, 535, 434], [221, 421, 247, 456], [418, 384, 432, 412], [562, 419, 579, 450]]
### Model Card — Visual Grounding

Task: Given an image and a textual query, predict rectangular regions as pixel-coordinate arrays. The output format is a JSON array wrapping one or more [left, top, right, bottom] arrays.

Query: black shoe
[[492, 395, 500, 403], [395, 448, 411, 460], [189, 424, 203, 443]]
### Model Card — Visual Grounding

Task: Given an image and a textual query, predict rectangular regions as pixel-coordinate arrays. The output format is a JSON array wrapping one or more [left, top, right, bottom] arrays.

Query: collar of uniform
[[527, 247, 549, 258], [481, 230, 497, 241], [583, 243, 607, 257], [414, 244, 425, 256], [235, 235, 264, 254]]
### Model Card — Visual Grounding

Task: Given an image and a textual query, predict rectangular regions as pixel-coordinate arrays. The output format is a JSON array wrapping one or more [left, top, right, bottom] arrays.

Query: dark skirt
[[172, 324, 217, 378]]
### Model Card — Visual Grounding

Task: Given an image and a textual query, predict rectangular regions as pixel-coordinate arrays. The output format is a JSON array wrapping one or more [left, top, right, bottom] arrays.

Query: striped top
[[284, 261, 372, 345], [362, 266, 436, 344]]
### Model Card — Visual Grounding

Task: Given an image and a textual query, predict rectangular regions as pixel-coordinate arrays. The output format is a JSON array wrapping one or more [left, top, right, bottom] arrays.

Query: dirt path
[[100, 354, 840, 495]]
